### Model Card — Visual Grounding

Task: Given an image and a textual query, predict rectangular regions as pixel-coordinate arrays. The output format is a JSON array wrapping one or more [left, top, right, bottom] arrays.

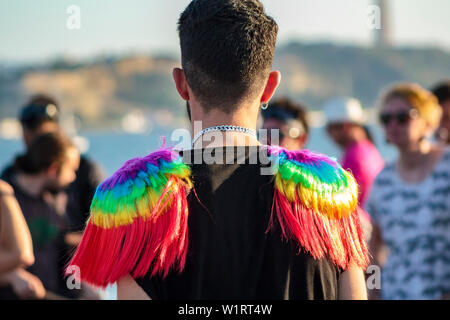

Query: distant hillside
[[1, 42, 450, 129], [0, 55, 182, 129], [273, 42, 450, 109]]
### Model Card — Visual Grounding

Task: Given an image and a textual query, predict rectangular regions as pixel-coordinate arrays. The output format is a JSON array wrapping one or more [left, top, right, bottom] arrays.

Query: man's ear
[[260, 71, 281, 104], [173, 68, 190, 101]]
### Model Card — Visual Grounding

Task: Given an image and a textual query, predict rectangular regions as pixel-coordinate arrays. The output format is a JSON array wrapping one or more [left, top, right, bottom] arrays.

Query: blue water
[[0, 126, 397, 175], [0, 130, 170, 176]]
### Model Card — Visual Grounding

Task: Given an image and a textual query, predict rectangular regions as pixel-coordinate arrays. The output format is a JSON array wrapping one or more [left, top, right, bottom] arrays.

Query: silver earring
[[261, 102, 269, 110]]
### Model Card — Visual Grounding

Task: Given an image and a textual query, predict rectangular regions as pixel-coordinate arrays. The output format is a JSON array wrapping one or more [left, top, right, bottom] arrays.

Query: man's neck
[[190, 102, 260, 148], [192, 106, 257, 130]]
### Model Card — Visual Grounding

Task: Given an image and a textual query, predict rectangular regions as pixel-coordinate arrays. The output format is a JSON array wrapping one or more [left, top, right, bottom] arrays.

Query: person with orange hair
[[367, 83, 450, 300]]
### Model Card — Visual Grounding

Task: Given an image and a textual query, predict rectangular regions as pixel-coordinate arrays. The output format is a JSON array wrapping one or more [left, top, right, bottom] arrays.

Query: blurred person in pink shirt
[[324, 97, 384, 240], [324, 97, 384, 208]]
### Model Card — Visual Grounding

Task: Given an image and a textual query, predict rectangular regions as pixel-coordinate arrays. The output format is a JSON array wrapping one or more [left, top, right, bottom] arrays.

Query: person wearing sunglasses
[[367, 83, 450, 300], [260, 98, 309, 150]]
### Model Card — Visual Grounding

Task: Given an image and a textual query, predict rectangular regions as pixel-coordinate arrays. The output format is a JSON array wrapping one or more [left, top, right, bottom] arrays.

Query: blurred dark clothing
[[65, 156, 104, 232], [0, 286, 19, 299], [1, 164, 16, 185], [0, 155, 103, 299], [4, 175, 69, 296]]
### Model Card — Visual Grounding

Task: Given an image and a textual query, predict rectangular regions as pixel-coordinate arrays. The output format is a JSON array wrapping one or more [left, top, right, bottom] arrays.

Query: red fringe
[[66, 179, 190, 288], [267, 190, 369, 271]]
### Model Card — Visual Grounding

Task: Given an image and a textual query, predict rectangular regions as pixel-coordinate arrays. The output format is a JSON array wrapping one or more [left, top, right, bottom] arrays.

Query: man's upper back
[[133, 146, 341, 299]]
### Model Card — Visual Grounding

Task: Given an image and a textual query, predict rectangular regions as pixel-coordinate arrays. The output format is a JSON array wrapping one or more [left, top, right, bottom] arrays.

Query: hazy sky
[[1, 0, 450, 64]]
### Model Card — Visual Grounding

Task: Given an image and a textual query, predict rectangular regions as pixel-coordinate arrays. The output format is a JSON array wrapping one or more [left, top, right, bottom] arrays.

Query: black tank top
[[135, 146, 342, 299]]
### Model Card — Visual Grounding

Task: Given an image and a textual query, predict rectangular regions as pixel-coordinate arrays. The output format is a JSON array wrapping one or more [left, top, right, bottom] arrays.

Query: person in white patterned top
[[367, 83, 450, 300]]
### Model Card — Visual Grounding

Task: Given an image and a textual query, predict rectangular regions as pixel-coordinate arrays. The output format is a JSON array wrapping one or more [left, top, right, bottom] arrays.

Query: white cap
[[323, 97, 365, 125]]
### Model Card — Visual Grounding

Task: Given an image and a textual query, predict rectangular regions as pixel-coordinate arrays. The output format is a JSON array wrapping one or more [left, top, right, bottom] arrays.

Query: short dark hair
[[262, 98, 310, 136], [19, 94, 60, 130], [431, 81, 450, 105], [14, 131, 74, 174], [178, 0, 278, 113]]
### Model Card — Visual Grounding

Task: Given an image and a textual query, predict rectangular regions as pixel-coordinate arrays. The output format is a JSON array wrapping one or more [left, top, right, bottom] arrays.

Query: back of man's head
[[20, 94, 60, 131], [178, 0, 278, 113]]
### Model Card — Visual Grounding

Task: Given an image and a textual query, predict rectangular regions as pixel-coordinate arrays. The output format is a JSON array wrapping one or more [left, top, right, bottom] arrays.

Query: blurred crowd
[[0, 95, 104, 299], [0, 79, 449, 299], [261, 81, 450, 300]]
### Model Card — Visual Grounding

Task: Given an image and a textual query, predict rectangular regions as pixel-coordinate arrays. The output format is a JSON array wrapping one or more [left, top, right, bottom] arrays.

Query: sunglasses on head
[[379, 109, 419, 126]]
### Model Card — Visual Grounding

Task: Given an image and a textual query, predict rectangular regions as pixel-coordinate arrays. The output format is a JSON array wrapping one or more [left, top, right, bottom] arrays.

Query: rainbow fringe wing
[[266, 146, 369, 270], [67, 145, 368, 288], [66, 147, 192, 288]]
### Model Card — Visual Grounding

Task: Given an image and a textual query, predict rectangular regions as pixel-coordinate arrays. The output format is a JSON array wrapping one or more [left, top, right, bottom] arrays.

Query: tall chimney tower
[[374, 0, 391, 47]]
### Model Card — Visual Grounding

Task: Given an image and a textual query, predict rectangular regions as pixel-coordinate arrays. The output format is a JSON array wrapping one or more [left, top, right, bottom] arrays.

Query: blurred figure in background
[[1, 95, 103, 299], [367, 83, 450, 300], [1, 94, 104, 235], [5, 132, 79, 298], [324, 97, 384, 209], [324, 97, 384, 247], [431, 81, 450, 145], [261, 97, 309, 150], [0, 180, 46, 299]]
